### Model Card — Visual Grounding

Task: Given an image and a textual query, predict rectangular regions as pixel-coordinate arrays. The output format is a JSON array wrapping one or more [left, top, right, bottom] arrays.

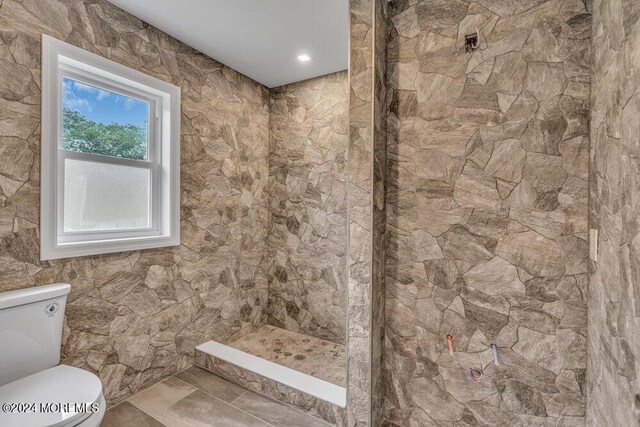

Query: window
[[41, 35, 180, 260]]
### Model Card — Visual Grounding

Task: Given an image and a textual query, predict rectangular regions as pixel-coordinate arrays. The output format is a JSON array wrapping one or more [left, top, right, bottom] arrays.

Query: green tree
[[62, 108, 147, 160]]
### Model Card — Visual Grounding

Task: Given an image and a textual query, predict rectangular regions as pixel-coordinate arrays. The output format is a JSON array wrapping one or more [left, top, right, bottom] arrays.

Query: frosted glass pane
[[64, 159, 151, 232]]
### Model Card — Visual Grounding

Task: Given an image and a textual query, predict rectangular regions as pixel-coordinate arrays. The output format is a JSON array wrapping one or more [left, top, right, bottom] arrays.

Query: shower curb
[[195, 346, 347, 426]]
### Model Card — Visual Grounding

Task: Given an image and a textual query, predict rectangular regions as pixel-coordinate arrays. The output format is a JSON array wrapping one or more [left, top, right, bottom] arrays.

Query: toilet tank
[[0, 283, 71, 386]]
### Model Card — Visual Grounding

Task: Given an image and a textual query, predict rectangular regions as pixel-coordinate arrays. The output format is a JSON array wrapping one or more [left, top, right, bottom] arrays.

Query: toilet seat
[[0, 365, 104, 427]]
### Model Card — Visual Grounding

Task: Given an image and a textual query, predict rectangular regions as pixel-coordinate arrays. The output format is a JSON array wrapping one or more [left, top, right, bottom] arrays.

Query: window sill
[[41, 234, 180, 261]]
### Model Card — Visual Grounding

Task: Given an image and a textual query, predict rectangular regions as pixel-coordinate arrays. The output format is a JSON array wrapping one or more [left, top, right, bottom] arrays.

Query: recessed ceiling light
[[297, 54, 311, 62]]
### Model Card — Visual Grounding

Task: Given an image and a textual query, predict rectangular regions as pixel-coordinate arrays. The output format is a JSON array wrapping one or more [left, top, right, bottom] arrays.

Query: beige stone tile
[[174, 366, 246, 403], [102, 401, 165, 427], [232, 390, 331, 427], [128, 377, 196, 417], [161, 390, 267, 427]]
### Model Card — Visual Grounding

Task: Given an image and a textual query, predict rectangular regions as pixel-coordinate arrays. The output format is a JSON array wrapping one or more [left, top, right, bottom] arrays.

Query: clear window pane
[[62, 77, 149, 160], [64, 159, 151, 232]]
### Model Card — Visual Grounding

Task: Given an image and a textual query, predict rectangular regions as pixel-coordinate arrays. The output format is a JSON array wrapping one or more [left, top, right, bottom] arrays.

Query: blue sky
[[63, 77, 149, 128]]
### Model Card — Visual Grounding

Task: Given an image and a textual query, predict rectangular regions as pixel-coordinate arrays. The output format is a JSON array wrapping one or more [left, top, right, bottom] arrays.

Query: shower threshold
[[195, 325, 346, 425]]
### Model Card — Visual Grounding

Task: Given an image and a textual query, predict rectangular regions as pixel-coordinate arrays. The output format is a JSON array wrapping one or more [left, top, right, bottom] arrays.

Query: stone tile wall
[[347, 0, 388, 424], [347, 0, 374, 420], [0, 0, 270, 405], [267, 72, 348, 345], [588, 0, 640, 425], [384, 0, 590, 424], [371, 0, 389, 425]]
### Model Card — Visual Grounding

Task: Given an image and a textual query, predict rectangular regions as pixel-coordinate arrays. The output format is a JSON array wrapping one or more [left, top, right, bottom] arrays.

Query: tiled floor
[[102, 366, 332, 427], [229, 325, 346, 386]]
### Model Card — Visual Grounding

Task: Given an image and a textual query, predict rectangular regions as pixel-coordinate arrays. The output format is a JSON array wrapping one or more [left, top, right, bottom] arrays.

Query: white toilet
[[0, 283, 106, 427]]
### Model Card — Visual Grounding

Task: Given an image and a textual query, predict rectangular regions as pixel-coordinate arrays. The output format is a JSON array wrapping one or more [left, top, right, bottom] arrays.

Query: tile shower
[[384, 0, 590, 425], [267, 71, 348, 345], [0, 0, 639, 426], [195, 71, 351, 425]]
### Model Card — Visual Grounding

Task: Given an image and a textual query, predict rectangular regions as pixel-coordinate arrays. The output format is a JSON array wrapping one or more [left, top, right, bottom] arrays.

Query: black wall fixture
[[465, 33, 479, 53]]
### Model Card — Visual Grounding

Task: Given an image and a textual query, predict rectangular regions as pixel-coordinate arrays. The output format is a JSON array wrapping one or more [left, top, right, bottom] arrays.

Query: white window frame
[[41, 35, 180, 260]]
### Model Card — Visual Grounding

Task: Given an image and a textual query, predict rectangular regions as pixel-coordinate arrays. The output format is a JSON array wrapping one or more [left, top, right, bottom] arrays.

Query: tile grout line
[[173, 371, 331, 426], [122, 366, 194, 409], [197, 361, 336, 425], [228, 389, 249, 405], [122, 365, 332, 426], [227, 388, 333, 427], [103, 399, 127, 413], [128, 400, 170, 427], [127, 376, 197, 426], [166, 372, 278, 426], [128, 375, 198, 410]]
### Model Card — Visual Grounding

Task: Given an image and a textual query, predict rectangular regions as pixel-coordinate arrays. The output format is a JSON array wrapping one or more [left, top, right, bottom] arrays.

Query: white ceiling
[[107, 0, 348, 88]]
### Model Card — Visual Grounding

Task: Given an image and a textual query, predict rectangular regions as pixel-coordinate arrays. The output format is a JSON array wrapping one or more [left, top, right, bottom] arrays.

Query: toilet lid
[[0, 364, 103, 427]]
